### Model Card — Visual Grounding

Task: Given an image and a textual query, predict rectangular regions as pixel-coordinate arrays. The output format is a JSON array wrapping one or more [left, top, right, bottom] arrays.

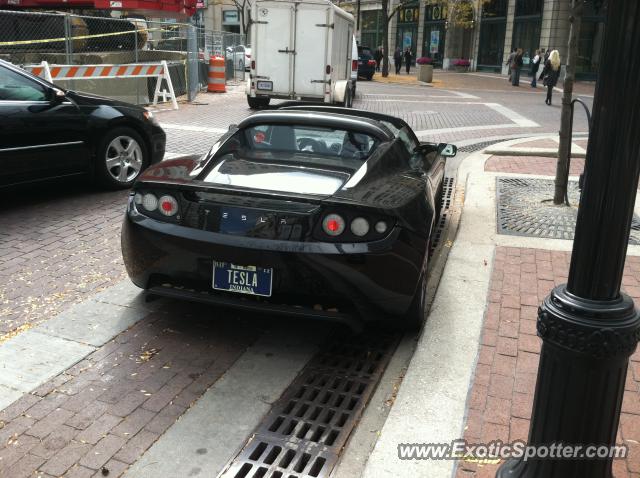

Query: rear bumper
[[121, 203, 427, 323]]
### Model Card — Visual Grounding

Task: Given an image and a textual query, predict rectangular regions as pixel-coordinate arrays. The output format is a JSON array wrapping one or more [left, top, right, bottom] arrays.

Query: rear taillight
[[350, 217, 370, 237], [322, 214, 345, 236], [136, 192, 179, 217], [158, 195, 179, 216], [352, 59, 357, 71], [141, 193, 158, 212], [251, 60, 255, 70], [367, 60, 376, 66], [326, 65, 331, 74]]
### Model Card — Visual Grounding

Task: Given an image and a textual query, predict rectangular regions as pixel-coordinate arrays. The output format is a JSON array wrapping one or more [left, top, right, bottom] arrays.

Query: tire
[[401, 241, 430, 330], [247, 95, 270, 109], [367, 74, 374, 81], [95, 127, 148, 190], [342, 87, 353, 108], [402, 273, 427, 330]]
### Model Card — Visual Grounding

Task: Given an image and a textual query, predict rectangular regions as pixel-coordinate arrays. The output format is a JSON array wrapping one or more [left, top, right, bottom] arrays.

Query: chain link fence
[[0, 9, 247, 105]]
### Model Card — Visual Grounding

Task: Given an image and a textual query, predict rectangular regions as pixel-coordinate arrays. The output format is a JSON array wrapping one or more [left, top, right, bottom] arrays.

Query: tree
[[553, 0, 605, 204], [553, 0, 584, 204], [380, 0, 413, 77], [229, 0, 252, 37]]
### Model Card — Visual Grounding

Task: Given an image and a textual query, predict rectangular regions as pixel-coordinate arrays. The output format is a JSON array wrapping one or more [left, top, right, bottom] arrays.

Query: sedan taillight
[[352, 59, 357, 71], [367, 60, 376, 66]]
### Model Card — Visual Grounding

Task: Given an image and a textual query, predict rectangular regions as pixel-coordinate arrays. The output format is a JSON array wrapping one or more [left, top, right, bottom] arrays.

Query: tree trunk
[[382, 0, 390, 77], [554, 1, 584, 204]]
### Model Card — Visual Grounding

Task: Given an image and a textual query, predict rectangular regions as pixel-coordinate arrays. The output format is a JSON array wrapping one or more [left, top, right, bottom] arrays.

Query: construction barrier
[[207, 56, 226, 93], [24, 60, 179, 110]]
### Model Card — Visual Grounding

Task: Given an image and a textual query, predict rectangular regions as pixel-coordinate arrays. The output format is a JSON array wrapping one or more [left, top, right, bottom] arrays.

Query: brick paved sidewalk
[[457, 247, 640, 478], [456, 143, 640, 477], [0, 305, 259, 478], [0, 188, 129, 338]]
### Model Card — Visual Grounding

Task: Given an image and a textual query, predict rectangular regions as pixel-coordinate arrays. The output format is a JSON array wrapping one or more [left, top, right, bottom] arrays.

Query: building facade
[[339, 0, 605, 79]]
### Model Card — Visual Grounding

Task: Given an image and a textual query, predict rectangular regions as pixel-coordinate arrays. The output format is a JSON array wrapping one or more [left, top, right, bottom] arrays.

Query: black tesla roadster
[[121, 107, 457, 329]]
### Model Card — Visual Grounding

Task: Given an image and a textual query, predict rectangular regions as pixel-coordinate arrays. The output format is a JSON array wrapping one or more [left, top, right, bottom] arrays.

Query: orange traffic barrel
[[208, 56, 226, 93]]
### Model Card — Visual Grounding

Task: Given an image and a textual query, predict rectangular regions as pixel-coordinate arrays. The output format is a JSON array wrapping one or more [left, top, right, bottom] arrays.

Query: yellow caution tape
[[0, 26, 172, 47]]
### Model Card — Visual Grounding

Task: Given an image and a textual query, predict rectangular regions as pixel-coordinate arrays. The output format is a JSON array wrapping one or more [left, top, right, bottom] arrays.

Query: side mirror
[[437, 143, 457, 157], [49, 87, 66, 103]]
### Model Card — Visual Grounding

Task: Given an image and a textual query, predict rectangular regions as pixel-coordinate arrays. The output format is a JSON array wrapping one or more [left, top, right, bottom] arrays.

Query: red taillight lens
[[352, 59, 357, 71], [326, 65, 331, 74], [367, 60, 376, 66], [158, 195, 179, 217], [251, 60, 255, 70], [322, 214, 345, 236]]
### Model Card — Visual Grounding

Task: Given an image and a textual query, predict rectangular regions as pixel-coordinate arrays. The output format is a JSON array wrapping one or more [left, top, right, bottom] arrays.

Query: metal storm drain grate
[[496, 177, 640, 244], [218, 332, 399, 478], [458, 139, 507, 153], [429, 176, 454, 257]]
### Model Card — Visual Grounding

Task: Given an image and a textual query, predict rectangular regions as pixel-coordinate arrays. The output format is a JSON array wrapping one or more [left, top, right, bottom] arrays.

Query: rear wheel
[[367, 74, 374, 81], [247, 95, 270, 109], [401, 240, 431, 330], [402, 273, 427, 330]]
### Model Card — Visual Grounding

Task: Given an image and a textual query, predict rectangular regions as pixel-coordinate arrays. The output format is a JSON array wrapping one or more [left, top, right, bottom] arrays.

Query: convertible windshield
[[238, 124, 380, 161]]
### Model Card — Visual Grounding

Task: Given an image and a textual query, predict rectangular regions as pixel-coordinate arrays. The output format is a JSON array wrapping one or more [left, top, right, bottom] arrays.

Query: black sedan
[[0, 59, 166, 189], [358, 47, 377, 81], [121, 107, 456, 329]]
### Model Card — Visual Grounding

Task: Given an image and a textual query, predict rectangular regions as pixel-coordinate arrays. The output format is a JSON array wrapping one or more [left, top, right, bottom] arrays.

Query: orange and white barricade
[[25, 60, 179, 110], [207, 56, 226, 93]]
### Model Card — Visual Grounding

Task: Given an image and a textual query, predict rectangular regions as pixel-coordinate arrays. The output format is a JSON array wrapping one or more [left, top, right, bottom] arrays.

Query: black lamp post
[[497, 1, 640, 477]]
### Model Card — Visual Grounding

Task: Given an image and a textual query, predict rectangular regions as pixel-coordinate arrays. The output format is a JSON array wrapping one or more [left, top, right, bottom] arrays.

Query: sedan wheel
[[96, 127, 148, 189]]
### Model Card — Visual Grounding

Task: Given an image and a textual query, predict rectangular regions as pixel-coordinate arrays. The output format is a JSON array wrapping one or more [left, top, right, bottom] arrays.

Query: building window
[[515, 0, 543, 16], [423, 2, 447, 65], [576, 2, 606, 79], [360, 10, 382, 50], [482, 0, 507, 18], [477, 0, 508, 69], [396, 2, 419, 59], [512, 0, 542, 64]]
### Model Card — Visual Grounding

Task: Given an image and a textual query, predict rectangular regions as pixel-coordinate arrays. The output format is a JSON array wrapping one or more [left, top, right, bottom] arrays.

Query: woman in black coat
[[540, 50, 561, 105]]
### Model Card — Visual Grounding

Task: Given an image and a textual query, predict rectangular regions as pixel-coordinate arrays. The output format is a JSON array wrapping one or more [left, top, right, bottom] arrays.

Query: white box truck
[[246, 0, 355, 109]]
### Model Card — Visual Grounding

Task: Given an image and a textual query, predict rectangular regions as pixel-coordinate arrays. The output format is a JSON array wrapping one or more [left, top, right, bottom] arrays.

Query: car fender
[[332, 80, 350, 103]]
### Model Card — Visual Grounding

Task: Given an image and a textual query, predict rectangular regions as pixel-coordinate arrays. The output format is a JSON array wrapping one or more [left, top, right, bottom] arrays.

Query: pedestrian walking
[[403, 47, 412, 74], [506, 48, 516, 81], [511, 48, 523, 86], [374, 47, 383, 72], [394, 47, 402, 74], [530, 49, 542, 88], [541, 50, 561, 105]]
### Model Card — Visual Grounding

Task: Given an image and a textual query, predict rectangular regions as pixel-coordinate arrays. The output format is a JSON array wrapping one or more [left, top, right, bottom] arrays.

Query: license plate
[[256, 81, 273, 91], [212, 261, 273, 297]]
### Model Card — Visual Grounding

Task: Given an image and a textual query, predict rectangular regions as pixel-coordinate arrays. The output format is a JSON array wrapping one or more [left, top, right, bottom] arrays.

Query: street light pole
[[497, 0, 640, 477]]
